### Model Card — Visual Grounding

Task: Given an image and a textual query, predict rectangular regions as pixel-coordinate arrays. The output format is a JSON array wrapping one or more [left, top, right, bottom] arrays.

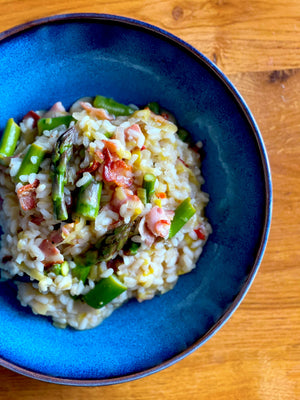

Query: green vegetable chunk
[[72, 265, 91, 283], [137, 187, 147, 205], [142, 173, 156, 203], [51, 127, 76, 221], [177, 128, 192, 144], [0, 118, 21, 164], [93, 95, 135, 116], [169, 197, 196, 239], [95, 221, 137, 262], [75, 179, 102, 220], [37, 115, 75, 134], [14, 143, 47, 181], [147, 102, 160, 114], [83, 274, 127, 309]]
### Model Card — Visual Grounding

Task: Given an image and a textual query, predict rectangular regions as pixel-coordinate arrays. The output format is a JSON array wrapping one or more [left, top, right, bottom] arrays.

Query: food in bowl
[[0, 96, 211, 330]]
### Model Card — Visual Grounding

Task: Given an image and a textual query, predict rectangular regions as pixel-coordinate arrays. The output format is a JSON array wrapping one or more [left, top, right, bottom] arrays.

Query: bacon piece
[[111, 187, 141, 213], [17, 180, 39, 211], [49, 229, 63, 245], [44, 101, 67, 118], [102, 148, 133, 187], [124, 124, 145, 148], [138, 216, 155, 247], [80, 102, 114, 120], [30, 213, 44, 226], [23, 110, 40, 128], [77, 159, 101, 175], [39, 239, 63, 267], [145, 206, 174, 239]]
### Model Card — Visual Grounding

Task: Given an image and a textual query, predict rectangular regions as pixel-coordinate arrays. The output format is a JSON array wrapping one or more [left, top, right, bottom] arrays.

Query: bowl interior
[[0, 15, 271, 383]]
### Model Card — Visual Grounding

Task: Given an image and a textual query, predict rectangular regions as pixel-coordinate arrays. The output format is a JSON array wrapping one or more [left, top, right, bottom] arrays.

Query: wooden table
[[0, 1, 299, 399]]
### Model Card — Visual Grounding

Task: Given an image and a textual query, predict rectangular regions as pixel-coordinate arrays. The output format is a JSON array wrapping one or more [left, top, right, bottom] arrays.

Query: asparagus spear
[[37, 115, 75, 134], [169, 197, 196, 239], [51, 127, 76, 221], [142, 173, 156, 203], [83, 274, 127, 309], [0, 118, 21, 165], [75, 178, 102, 220], [14, 143, 47, 182], [95, 220, 137, 262], [93, 95, 135, 116]]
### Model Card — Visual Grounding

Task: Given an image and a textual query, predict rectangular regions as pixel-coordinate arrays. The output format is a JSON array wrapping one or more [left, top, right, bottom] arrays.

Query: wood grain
[[0, 0, 299, 74], [0, 1, 299, 399]]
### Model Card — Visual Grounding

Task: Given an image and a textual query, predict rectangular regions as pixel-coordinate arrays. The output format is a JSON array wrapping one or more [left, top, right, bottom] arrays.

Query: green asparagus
[[51, 127, 76, 221], [169, 197, 196, 238], [93, 95, 135, 116], [14, 143, 47, 182], [75, 178, 102, 220], [142, 173, 156, 203], [83, 274, 127, 309], [37, 115, 74, 134], [95, 220, 137, 262], [147, 101, 160, 114], [0, 118, 21, 165]]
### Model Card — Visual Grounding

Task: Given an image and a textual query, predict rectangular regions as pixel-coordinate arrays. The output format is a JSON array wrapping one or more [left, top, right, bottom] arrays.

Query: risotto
[[0, 96, 211, 330]]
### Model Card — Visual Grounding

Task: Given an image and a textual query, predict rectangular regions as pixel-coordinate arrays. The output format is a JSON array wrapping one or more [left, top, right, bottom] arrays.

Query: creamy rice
[[0, 98, 211, 330]]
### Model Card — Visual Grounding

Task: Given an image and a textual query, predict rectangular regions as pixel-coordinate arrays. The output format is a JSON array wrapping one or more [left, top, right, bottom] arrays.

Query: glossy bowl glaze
[[0, 14, 272, 385]]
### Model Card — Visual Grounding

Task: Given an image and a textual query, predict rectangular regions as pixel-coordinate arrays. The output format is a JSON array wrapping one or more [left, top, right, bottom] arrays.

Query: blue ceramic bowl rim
[[0, 13, 272, 386]]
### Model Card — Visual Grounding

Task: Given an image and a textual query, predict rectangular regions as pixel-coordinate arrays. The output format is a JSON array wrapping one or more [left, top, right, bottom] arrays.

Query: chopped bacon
[[39, 239, 63, 267], [138, 216, 155, 247], [80, 102, 114, 120], [77, 159, 101, 175], [44, 101, 67, 118], [23, 110, 40, 128], [17, 180, 39, 211], [111, 187, 141, 213], [30, 214, 44, 226], [102, 140, 119, 156], [124, 124, 145, 148], [102, 148, 133, 187], [145, 206, 174, 239], [49, 229, 63, 245]]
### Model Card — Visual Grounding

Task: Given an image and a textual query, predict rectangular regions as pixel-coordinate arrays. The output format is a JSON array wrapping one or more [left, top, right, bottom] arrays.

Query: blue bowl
[[0, 14, 272, 385]]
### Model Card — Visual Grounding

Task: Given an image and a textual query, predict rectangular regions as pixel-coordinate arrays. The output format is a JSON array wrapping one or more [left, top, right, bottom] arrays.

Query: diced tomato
[[194, 228, 206, 240], [17, 180, 39, 211], [141, 145, 146, 151], [156, 192, 166, 199], [102, 148, 133, 187]]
